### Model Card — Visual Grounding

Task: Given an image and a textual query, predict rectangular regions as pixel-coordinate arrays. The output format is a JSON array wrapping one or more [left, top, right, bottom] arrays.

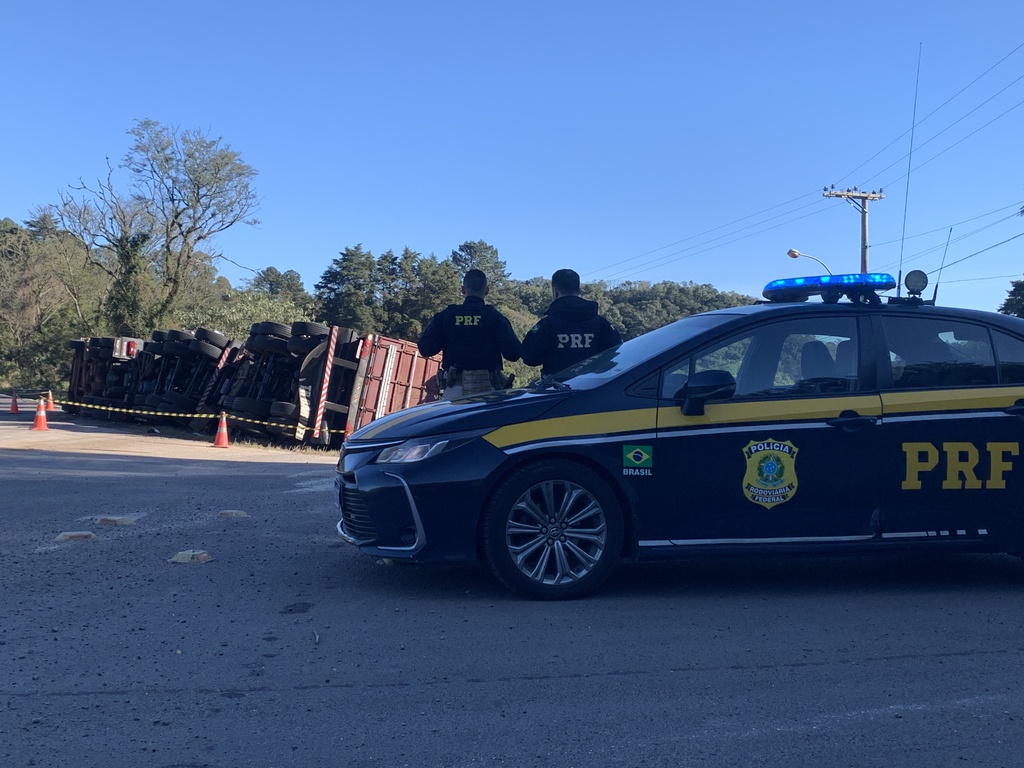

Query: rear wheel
[[482, 461, 623, 600]]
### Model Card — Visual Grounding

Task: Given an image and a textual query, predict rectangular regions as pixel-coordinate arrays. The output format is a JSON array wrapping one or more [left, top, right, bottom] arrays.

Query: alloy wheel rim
[[505, 479, 608, 586]]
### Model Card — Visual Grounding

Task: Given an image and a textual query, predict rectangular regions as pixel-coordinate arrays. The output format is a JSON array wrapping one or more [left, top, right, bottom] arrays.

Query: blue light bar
[[762, 273, 897, 302]]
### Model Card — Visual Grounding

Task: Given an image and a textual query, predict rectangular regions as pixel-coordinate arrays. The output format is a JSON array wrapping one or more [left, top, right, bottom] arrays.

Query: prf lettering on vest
[[556, 333, 595, 349], [902, 441, 1020, 490], [455, 315, 481, 326]]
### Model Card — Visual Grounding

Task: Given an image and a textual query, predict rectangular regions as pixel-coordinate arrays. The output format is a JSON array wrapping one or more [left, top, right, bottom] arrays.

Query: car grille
[[340, 485, 377, 541]]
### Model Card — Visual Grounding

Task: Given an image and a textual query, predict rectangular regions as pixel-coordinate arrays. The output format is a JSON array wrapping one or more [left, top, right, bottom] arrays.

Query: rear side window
[[880, 316, 997, 389], [993, 330, 1024, 384]]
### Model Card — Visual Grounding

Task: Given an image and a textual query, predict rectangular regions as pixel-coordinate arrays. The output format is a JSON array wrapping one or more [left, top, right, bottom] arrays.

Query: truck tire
[[290, 321, 330, 337], [246, 335, 291, 356], [189, 339, 222, 359], [287, 335, 322, 356], [233, 396, 271, 417], [256, 321, 292, 339], [196, 327, 229, 349]]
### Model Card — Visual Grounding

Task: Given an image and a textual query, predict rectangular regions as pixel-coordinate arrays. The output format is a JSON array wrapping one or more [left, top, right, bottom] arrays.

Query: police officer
[[418, 269, 521, 400], [521, 268, 621, 377]]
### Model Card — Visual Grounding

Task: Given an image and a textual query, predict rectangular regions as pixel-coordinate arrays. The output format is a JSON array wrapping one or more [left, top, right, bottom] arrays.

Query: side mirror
[[679, 369, 736, 416]]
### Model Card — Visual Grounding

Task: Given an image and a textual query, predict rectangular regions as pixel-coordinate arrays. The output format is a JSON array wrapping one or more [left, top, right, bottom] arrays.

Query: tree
[[0, 218, 104, 389], [43, 119, 260, 334], [449, 240, 510, 292], [999, 280, 1024, 317], [314, 244, 384, 332], [245, 267, 311, 308], [378, 248, 424, 339], [408, 254, 461, 331], [176, 286, 313, 341], [314, 246, 463, 339], [23, 212, 109, 331]]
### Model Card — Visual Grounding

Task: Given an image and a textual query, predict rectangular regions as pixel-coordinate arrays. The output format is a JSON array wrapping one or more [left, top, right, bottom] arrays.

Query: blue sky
[[3, 2, 1023, 311]]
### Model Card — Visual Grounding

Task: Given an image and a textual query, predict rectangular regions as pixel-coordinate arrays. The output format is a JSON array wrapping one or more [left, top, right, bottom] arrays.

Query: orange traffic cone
[[8, 393, 18, 414], [46, 391, 56, 411], [30, 397, 49, 431], [212, 413, 230, 448]]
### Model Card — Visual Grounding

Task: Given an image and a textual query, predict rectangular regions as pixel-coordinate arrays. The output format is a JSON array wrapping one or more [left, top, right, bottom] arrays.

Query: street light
[[787, 249, 832, 275]]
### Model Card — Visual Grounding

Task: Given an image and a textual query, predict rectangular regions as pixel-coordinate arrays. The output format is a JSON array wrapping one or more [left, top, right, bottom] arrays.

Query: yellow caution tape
[[54, 398, 347, 435]]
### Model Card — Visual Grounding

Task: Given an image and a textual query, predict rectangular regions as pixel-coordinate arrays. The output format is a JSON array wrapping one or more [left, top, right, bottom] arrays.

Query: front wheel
[[482, 461, 623, 600]]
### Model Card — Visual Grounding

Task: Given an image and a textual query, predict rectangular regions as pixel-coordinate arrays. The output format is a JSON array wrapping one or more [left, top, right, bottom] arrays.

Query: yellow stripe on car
[[881, 387, 1024, 414], [485, 408, 658, 449]]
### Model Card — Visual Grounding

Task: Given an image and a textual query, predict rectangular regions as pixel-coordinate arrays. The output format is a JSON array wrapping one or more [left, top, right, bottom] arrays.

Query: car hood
[[346, 389, 572, 442]]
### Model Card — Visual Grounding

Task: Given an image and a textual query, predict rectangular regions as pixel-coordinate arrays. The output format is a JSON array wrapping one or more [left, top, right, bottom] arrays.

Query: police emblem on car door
[[640, 314, 883, 547]]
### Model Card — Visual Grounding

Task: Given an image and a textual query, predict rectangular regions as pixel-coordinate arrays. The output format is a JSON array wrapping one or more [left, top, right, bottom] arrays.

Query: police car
[[335, 270, 1024, 599]]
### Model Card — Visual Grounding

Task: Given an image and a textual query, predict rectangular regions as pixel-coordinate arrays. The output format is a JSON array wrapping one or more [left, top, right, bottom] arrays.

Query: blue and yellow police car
[[335, 270, 1024, 599]]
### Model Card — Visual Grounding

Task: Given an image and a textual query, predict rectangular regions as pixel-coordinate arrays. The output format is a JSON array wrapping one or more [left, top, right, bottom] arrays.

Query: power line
[[834, 40, 1024, 187], [582, 42, 1024, 286], [581, 188, 825, 278], [874, 209, 1024, 271], [597, 204, 838, 283], [926, 231, 1024, 274]]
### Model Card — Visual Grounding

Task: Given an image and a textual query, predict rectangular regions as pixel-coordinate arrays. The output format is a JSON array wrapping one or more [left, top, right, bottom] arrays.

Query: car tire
[[481, 460, 623, 600]]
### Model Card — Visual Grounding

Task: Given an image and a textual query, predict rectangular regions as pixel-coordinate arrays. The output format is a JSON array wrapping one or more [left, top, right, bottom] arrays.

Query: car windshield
[[541, 311, 744, 389]]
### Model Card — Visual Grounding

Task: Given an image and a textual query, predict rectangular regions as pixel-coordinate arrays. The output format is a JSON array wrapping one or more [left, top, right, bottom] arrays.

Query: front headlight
[[375, 438, 451, 464]]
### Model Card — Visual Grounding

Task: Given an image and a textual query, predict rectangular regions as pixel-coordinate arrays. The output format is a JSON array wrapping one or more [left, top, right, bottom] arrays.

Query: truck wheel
[[291, 321, 330, 337], [189, 339, 222, 359], [256, 321, 292, 339], [196, 327, 228, 349], [233, 397, 271, 417]]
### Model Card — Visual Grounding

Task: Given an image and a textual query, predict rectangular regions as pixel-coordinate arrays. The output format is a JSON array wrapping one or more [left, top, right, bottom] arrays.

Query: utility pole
[[823, 186, 884, 272]]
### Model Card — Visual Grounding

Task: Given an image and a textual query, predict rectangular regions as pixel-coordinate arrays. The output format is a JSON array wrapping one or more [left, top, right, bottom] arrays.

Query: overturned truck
[[66, 322, 441, 448]]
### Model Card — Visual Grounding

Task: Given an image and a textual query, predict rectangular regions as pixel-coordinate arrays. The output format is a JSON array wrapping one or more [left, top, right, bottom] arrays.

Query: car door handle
[[1003, 404, 1024, 418], [826, 410, 877, 432]]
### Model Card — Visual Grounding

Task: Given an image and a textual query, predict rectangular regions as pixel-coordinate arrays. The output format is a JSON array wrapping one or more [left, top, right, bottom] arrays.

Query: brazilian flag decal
[[623, 445, 653, 468]]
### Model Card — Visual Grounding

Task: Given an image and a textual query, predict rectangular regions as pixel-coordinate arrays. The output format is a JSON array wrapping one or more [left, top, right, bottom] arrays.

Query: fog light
[[399, 526, 417, 546]]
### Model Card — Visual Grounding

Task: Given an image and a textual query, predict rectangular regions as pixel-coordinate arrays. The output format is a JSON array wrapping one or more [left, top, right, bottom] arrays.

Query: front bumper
[[335, 437, 509, 562]]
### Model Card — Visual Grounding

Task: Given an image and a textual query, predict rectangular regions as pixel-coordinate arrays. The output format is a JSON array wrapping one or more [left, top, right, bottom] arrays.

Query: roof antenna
[[897, 43, 924, 298], [932, 227, 952, 303]]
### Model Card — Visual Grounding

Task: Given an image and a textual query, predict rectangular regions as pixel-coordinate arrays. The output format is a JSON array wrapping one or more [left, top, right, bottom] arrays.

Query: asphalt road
[[2, 406, 1024, 767]]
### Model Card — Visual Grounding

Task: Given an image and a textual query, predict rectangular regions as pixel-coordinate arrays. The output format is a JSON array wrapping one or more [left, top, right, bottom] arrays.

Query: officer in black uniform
[[521, 268, 622, 377], [418, 269, 521, 400]]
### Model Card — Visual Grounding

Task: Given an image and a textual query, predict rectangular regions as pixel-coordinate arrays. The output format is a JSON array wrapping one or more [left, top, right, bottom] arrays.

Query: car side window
[[992, 330, 1024, 384], [659, 357, 691, 399], [660, 316, 860, 399], [880, 316, 996, 389]]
